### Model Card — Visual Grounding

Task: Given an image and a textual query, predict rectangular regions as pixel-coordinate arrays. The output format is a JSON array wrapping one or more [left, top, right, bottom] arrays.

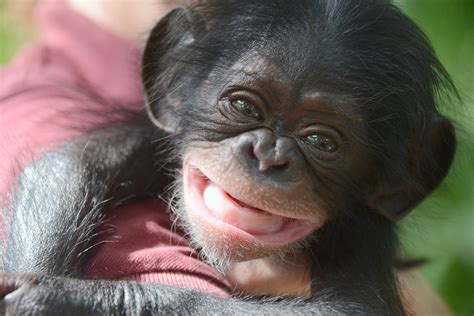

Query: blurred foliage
[[394, 1, 474, 315], [0, 0, 36, 62], [1, 0, 473, 315]]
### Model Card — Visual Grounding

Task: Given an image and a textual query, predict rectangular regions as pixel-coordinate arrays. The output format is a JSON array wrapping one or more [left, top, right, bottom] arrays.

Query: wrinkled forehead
[[203, 25, 365, 98]]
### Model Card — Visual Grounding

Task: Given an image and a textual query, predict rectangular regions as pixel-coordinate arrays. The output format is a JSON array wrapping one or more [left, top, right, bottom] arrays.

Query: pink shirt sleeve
[[0, 0, 230, 297]]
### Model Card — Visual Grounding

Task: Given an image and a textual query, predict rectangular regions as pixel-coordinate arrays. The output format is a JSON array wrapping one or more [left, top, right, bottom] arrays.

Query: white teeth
[[203, 182, 285, 235], [203, 183, 230, 220]]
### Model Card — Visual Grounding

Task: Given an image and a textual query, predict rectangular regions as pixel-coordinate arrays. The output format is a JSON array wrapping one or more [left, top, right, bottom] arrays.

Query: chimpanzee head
[[142, 0, 456, 268]]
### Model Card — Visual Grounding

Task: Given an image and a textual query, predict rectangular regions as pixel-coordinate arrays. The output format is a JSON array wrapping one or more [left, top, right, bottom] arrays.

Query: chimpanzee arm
[[3, 123, 168, 276], [0, 273, 369, 315]]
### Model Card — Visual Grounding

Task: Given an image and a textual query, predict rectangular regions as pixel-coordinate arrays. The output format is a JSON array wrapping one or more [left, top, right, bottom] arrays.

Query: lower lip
[[184, 165, 321, 247]]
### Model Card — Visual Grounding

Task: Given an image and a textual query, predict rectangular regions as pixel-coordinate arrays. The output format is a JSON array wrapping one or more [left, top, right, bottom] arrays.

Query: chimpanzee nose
[[234, 129, 299, 173]]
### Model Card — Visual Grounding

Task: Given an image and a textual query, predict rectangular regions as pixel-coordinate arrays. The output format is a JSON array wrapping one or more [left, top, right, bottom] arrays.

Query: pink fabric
[[88, 200, 230, 296], [0, 0, 230, 297]]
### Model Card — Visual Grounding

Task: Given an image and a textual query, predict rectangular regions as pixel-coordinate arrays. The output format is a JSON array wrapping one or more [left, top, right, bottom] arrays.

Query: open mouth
[[184, 164, 321, 247]]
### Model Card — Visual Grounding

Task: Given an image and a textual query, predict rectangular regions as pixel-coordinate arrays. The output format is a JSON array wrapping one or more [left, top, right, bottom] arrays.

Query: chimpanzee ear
[[370, 115, 456, 221], [142, 7, 204, 133]]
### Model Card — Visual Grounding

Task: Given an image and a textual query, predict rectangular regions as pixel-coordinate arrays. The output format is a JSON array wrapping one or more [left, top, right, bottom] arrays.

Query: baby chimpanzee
[[1, 1, 456, 315]]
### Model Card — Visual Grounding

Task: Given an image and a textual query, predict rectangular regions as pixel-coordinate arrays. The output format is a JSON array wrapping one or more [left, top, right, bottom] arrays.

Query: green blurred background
[[1, 0, 473, 314]]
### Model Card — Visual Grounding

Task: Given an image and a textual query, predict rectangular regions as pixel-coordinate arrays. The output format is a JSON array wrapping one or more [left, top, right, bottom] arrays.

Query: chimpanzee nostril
[[272, 160, 289, 171], [233, 129, 297, 173], [256, 151, 290, 172], [243, 141, 257, 161]]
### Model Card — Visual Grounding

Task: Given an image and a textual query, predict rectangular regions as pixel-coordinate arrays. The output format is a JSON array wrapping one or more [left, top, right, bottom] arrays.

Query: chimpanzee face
[[177, 52, 370, 266]]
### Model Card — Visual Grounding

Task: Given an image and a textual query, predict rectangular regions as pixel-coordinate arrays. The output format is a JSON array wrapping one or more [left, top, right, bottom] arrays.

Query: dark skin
[[0, 1, 457, 315]]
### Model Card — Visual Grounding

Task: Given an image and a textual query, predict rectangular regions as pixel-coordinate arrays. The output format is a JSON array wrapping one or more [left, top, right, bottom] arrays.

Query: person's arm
[[400, 271, 453, 316], [67, 0, 189, 43]]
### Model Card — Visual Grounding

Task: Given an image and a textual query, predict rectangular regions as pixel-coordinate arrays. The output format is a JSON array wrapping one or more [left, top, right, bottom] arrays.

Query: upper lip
[[190, 164, 316, 222], [225, 191, 268, 214]]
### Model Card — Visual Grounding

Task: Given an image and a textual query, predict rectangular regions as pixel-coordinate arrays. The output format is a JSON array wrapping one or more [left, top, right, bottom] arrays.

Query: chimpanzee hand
[[0, 273, 89, 316]]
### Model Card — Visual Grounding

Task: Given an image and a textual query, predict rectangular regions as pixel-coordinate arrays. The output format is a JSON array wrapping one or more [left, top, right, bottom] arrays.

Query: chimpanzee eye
[[231, 99, 262, 120], [305, 134, 338, 152]]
